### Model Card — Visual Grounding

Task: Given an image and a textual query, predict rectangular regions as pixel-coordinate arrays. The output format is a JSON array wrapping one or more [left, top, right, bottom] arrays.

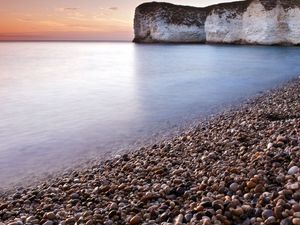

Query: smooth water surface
[[0, 42, 300, 187]]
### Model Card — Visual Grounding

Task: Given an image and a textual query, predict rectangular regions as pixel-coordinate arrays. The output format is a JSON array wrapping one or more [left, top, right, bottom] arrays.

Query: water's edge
[[1, 77, 298, 194]]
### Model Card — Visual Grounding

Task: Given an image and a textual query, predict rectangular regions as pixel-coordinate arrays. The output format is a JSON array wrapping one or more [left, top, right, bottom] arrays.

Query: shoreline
[[1, 78, 300, 224]]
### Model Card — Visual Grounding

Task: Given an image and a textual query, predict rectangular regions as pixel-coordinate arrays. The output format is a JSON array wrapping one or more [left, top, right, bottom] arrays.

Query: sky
[[0, 0, 240, 41]]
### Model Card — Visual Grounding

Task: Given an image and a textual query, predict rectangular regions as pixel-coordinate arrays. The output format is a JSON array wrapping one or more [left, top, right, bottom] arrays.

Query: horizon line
[[0, 40, 132, 42]]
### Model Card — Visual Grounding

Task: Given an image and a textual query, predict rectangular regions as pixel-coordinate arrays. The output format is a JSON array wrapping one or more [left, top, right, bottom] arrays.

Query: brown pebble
[[46, 212, 56, 220], [293, 218, 300, 225], [129, 215, 142, 225], [274, 206, 283, 219], [86, 219, 94, 225], [254, 184, 264, 193], [246, 180, 256, 189], [293, 204, 300, 212]]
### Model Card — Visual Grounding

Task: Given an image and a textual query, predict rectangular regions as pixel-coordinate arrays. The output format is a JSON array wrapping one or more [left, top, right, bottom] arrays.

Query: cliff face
[[133, 3, 208, 43], [133, 0, 300, 45]]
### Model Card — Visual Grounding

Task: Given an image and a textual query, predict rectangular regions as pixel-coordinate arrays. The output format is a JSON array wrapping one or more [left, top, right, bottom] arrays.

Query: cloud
[[17, 18, 34, 22], [65, 12, 86, 21], [65, 23, 104, 32], [99, 6, 118, 14], [55, 7, 87, 21], [56, 7, 79, 12], [38, 20, 66, 27], [64, 8, 79, 11], [108, 7, 118, 11], [17, 19, 65, 28]]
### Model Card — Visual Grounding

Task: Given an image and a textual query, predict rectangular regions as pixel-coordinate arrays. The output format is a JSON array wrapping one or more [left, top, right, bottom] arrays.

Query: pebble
[[277, 135, 288, 143], [43, 221, 54, 225], [294, 205, 300, 212], [8, 222, 21, 225], [174, 214, 183, 225], [70, 193, 80, 199], [267, 143, 273, 149], [281, 218, 293, 225], [65, 217, 76, 224], [130, 215, 142, 225], [202, 218, 211, 225], [45, 212, 56, 220], [229, 183, 239, 192], [293, 218, 300, 225], [289, 183, 299, 190], [274, 206, 283, 218], [265, 216, 276, 224], [25, 216, 36, 223], [246, 180, 256, 189], [184, 213, 193, 222], [288, 166, 300, 175], [262, 209, 273, 219]]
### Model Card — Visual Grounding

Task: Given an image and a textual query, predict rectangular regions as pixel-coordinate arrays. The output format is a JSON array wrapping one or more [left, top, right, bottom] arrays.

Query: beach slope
[[1, 79, 300, 224]]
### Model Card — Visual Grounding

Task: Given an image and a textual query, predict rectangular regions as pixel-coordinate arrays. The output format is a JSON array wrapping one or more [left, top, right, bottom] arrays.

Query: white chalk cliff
[[133, 0, 300, 45]]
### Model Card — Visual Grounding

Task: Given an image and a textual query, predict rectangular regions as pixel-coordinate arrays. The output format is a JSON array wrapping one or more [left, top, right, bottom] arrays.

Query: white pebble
[[288, 166, 300, 175]]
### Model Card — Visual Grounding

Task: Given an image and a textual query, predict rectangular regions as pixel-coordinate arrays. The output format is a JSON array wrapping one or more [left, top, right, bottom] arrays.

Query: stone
[[43, 221, 54, 225], [232, 207, 244, 216], [174, 214, 183, 225], [254, 184, 264, 193], [130, 215, 142, 225], [277, 136, 288, 143], [281, 218, 293, 225], [86, 220, 94, 225], [184, 213, 193, 222], [8, 222, 21, 225], [265, 216, 276, 224], [70, 193, 80, 199], [26, 216, 37, 223], [109, 202, 118, 210], [293, 204, 300, 212], [293, 218, 300, 225], [289, 183, 300, 190], [262, 209, 273, 219], [104, 220, 113, 225], [201, 201, 212, 208], [288, 166, 300, 175], [246, 180, 256, 189], [242, 218, 250, 225], [229, 183, 239, 192], [203, 218, 211, 225], [45, 212, 56, 220], [65, 217, 76, 224], [274, 206, 283, 218]]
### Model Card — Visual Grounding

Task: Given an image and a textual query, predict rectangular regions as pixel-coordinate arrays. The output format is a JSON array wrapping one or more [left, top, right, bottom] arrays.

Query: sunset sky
[[0, 0, 240, 41]]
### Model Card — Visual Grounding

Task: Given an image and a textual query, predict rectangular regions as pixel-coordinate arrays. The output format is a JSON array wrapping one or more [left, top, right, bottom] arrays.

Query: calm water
[[0, 42, 300, 187]]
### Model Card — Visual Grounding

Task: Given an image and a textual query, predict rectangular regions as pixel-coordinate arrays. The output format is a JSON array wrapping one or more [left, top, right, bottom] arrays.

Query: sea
[[0, 42, 300, 188]]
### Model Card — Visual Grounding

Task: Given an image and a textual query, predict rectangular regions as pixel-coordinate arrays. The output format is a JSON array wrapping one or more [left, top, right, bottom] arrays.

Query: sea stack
[[133, 0, 300, 45]]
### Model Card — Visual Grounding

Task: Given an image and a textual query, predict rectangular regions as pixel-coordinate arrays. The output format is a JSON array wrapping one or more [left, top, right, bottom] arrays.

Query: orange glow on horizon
[[0, 0, 242, 41], [0, 0, 134, 40]]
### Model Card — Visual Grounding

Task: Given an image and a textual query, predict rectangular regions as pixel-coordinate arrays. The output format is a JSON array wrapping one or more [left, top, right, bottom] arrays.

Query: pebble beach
[[1, 79, 300, 225]]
